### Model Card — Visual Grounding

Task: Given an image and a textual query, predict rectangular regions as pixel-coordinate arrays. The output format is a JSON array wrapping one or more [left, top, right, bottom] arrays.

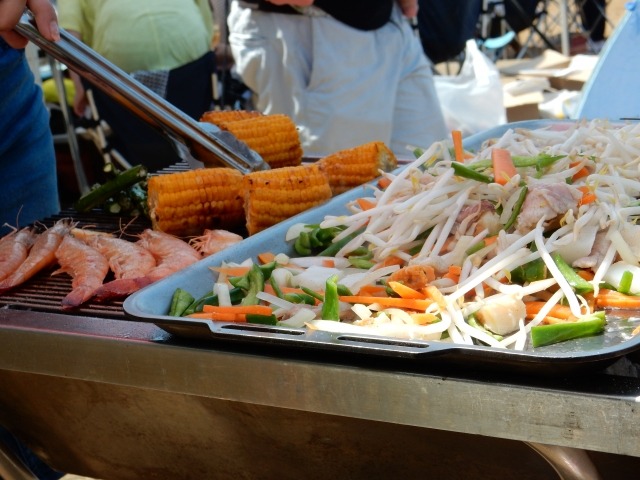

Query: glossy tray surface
[[124, 121, 640, 374]]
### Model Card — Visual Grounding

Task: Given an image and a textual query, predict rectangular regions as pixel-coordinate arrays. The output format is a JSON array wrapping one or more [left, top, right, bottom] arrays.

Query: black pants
[[578, 0, 607, 42], [89, 51, 216, 173]]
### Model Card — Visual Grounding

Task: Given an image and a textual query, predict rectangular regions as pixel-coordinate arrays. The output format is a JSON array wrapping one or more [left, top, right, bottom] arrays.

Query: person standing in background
[[578, 0, 608, 52], [0, 0, 61, 234], [227, 0, 447, 159], [58, 0, 217, 172]]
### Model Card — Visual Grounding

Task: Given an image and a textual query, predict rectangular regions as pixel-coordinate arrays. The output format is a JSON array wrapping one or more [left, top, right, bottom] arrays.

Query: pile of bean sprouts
[[269, 119, 640, 350]]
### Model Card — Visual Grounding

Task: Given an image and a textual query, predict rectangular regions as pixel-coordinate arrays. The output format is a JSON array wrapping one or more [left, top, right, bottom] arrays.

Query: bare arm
[[0, 0, 59, 49]]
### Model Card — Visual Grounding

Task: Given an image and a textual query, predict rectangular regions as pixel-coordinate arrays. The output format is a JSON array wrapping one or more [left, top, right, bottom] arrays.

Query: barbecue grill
[[2, 11, 640, 480]]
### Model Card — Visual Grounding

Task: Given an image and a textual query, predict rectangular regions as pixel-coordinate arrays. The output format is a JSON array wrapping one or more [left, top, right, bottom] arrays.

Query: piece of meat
[[516, 183, 581, 233]]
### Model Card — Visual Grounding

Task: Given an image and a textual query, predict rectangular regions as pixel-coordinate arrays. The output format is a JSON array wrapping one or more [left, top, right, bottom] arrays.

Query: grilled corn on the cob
[[243, 163, 332, 235], [200, 109, 263, 125], [147, 168, 245, 237], [216, 114, 303, 169], [318, 141, 398, 195]]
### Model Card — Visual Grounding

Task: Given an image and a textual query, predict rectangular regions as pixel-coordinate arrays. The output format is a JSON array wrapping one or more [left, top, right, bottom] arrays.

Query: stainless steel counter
[[1, 309, 639, 479]]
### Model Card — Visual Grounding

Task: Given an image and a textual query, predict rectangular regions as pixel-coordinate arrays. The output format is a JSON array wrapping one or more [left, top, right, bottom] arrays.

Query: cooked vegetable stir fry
[[170, 120, 640, 349]]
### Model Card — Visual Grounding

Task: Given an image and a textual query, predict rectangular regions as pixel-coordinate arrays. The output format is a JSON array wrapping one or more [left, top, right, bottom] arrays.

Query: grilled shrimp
[[94, 229, 200, 300], [0, 219, 75, 293], [72, 229, 156, 279], [54, 235, 110, 309], [189, 229, 243, 257], [0, 227, 37, 282]]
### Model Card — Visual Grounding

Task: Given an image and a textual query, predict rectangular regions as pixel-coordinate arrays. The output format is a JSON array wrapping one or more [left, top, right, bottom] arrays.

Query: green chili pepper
[[503, 185, 528, 232], [246, 313, 278, 325], [294, 231, 313, 255], [531, 313, 606, 347], [300, 286, 325, 302], [618, 270, 634, 295], [552, 253, 594, 294], [321, 275, 340, 321], [284, 293, 317, 305], [452, 162, 493, 183], [318, 231, 361, 257], [168, 288, 195, 317], [240, 264, 265, 306], [510, 257, 547, 284], [182, 287, 245, 316], [336, 284, 353, 296]]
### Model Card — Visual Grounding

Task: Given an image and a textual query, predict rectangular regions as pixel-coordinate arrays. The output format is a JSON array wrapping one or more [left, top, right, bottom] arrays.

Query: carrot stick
[[377, 177, 392, 189], [339, 295, 433, 311], [186, 312, 246, 322], [202, 304, 273, 316], [356, 284, 388, 296], [210, 266, 251, 277], [375, 255, 405, 269], [322, 258, 336, 268], [570, 161, 590, 180], [525, 301, 575, 320], [387, 281, 426, 299], [594, 289, 640, 309], [491, 148, 517, 185], [452, 130, 464, 162], [257, 252, 276, 264], [356, 198, 376, 211]]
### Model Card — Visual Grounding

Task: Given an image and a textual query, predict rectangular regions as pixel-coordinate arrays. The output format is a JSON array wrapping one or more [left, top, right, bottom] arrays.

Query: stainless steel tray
[[124, 121, 640, 374]]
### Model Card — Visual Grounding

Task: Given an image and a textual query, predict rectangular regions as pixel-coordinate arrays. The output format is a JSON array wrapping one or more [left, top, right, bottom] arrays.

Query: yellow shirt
[[58, 0, 214, 73]]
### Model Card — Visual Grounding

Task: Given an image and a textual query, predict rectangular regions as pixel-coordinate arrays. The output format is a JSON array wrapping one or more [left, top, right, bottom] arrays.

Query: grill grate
[[0, 209, 151, 319]]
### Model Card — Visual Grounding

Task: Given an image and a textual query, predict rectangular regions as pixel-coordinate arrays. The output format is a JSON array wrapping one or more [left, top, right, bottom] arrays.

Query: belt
[[237, 0, 327, 17]]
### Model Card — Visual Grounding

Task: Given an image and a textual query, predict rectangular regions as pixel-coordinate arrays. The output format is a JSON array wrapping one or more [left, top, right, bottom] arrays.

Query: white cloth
[[228, 2, 447, 159]]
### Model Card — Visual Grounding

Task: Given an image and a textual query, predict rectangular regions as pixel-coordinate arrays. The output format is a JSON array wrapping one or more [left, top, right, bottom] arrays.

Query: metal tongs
[[15, 12, 268, 174]]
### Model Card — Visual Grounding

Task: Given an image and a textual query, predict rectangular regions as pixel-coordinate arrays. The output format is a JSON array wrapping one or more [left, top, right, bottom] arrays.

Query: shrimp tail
[[61, 286, 100, 310], [93, 276, 153, 301]]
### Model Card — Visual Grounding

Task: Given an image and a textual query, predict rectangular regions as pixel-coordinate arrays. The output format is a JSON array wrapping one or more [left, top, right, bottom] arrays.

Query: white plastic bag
[[434, 40, 506, 136]]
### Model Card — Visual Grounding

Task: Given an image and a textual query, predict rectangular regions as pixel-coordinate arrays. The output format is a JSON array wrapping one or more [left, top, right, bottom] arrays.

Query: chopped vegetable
[[75, 164, 148, 213], [531, 313, 606, 347], [491, 148, 517, 185]]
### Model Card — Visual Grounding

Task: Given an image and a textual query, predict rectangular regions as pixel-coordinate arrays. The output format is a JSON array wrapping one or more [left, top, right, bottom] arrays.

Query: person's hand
[[396, 0, 419, 18], [267, 0, 314, 6], [0, 0, 59, 49]]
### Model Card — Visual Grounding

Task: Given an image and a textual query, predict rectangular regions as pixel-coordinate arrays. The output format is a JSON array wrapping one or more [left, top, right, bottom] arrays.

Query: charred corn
[[217, 114, 303, 169], [200, 109, 263, 125], [147, 168, 245, 237], [243, 163, 332, 235], [318, 141, 398, 195]]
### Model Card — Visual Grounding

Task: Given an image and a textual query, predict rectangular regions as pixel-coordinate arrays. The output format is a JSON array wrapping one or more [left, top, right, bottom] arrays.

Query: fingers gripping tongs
[[15, 12, 268, 174]]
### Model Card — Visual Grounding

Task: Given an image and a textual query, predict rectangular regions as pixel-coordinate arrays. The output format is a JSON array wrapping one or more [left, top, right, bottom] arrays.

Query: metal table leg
[[527, 442, 602, 480]]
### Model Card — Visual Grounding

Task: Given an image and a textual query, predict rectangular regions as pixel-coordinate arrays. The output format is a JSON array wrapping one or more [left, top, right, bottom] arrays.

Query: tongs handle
[[15, 12, 268, 174]]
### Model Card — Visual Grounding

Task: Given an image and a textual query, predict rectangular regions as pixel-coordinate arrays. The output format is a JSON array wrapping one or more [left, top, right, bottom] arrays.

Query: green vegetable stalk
[[531, 313, 606, 347], [321, 275, 340, 321], [168, 288, 195, 317]]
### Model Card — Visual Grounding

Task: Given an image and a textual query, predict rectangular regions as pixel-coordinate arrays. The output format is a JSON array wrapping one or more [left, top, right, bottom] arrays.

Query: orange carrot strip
[[525, 301, 574, 320], [570, 161, 590, 180], [594, 289, 640, 309], [377, 177, 392, 189], [452, 130, 464, 162], [322, 258, 336, 268], [387, 281, 426, 299], [375, 255, 405, 269], [410, 312, 440, 325], [579, 192, 597, 206], [257, 252, 276, 264], [356, 198, 376, 211], [210, 266, 251, 277], [202, 304, 273, 316], [491, 148, 517, 185], [576, 269, 595, 281], [443, 265, 462, 283], [186, 312, 246, 322], [339, 295, 433, 311], [356, 284, 388, 296]]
